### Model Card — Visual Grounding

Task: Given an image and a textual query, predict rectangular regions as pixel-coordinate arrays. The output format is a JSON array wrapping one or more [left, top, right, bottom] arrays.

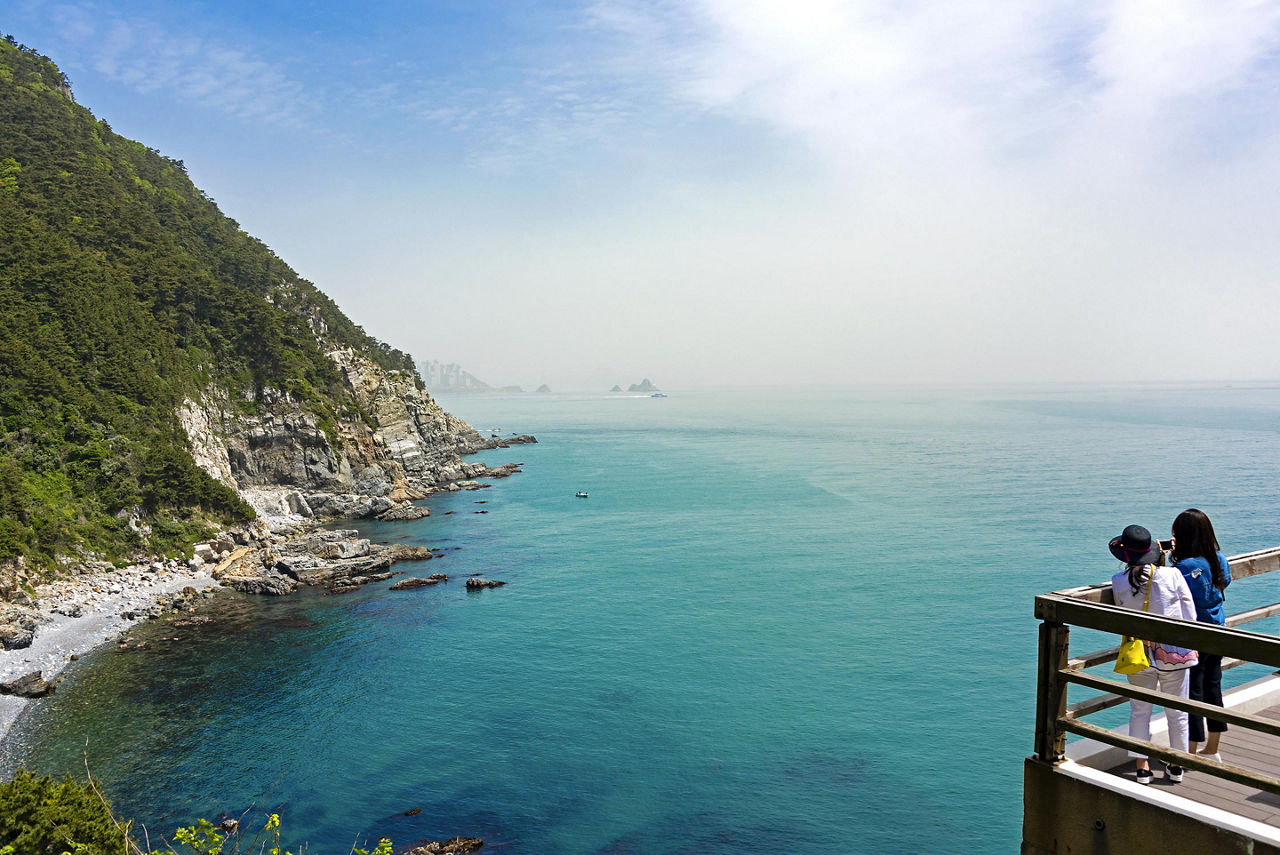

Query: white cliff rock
[[178, 349, 503, 530]]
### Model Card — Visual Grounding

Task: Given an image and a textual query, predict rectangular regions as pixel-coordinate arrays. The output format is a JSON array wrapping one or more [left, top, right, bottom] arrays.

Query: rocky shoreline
[[0, 448, 532, 750], [0, 523, 465, 747], [0, 560, 223, 744]]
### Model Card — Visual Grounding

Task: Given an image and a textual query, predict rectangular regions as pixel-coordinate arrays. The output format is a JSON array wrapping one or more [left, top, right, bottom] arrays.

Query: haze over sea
[[7, 386, 1280, 853]]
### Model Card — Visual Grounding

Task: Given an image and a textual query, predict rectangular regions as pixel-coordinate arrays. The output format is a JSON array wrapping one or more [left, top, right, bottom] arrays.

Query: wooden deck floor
[[1105, 705, 1280, 826]]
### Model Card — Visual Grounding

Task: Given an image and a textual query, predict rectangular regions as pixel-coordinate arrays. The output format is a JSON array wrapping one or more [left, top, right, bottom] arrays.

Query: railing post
[[1034, 620, 1070, 762]]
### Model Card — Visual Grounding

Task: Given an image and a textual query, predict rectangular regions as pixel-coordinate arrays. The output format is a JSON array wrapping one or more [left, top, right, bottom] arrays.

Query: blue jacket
[[1175, 552, 1231, 625]]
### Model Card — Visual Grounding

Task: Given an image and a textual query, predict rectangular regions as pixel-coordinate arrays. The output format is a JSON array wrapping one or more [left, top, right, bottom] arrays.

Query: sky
[[7, 0, 1280, 391]]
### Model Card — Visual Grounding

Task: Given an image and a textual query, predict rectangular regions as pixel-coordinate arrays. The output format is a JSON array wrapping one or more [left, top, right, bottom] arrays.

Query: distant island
[[615, 378, 660, 393], [418, 360, 523, 394]]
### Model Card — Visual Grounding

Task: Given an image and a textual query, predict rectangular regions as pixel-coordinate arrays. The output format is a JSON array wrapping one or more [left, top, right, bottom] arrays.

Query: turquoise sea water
[[8, 386, 1280, 853]]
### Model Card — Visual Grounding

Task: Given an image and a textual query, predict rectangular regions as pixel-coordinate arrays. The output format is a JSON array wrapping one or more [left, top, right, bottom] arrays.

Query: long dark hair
[[1125, 563, 1150, 596], [1171, 508, 1227, 592]]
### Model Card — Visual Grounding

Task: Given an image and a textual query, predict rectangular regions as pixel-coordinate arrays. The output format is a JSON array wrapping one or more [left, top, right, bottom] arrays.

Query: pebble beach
[[0, 562, 221, 746]]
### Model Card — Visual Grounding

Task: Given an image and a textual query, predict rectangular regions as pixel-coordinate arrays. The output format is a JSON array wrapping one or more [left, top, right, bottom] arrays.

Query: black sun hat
[[1109, 524, 1162, 565]]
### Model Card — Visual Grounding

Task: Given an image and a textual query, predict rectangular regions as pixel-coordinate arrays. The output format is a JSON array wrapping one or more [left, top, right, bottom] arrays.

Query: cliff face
[[179, 348, 493, 528], [0, 37, 519, 566]]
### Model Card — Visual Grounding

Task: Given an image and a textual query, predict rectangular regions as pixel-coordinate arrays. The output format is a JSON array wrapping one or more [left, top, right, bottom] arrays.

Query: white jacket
[[1111, 563, 1196, 622]]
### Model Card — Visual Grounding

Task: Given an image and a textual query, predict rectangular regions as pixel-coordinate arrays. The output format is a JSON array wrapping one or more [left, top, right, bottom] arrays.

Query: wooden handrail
[[1065, 660, 1257, 719], [1050, 545, 1280, 605], [1070, 598, 1280, 669], [1062, 669, 1280, 736], [1033, 545, 1280, 780], [1035, 594, 1280, 663]]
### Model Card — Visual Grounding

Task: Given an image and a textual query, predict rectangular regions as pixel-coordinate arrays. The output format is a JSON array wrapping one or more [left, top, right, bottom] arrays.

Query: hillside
[[0, 37, 488, 577]]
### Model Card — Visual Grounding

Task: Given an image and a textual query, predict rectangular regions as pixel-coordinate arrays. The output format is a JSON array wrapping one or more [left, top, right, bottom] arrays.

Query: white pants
[[1127, 667, 1191, 759]]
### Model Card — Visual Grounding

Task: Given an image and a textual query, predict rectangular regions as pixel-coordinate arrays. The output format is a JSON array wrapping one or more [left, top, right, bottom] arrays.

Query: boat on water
[[651, 392, 667, 398], [575, 491, 589, 498]]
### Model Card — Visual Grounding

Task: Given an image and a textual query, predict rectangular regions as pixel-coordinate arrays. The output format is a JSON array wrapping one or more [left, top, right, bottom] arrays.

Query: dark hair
[[1125, 564, 1150, 596], [1171, 508, 1226, 592]]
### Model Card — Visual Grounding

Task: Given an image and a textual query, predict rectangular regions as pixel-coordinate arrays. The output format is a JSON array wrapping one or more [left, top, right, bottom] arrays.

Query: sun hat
[[1109, 524, 1161, 565]]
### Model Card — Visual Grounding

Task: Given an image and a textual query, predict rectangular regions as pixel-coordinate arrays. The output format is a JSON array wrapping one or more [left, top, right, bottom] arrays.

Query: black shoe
[[1166, 764, 1184, 783], [1136, 768, 1153, 785]]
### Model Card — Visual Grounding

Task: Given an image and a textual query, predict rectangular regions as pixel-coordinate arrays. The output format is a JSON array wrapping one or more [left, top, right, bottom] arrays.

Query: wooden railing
[[1033, 546, 1280, 797]]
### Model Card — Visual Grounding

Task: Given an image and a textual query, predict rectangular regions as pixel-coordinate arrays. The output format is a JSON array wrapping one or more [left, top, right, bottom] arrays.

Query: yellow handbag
[[1114, 636, 1150, 675], [1114, 569, 1153, 675]]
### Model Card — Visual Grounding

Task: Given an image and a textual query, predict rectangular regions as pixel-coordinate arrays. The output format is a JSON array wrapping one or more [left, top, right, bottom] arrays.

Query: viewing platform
[[1024, 546, 1280, 854]]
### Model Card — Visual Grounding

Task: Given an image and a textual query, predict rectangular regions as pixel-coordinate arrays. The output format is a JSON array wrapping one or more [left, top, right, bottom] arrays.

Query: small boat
[[575, 491, 589, 498], [650, 392, 667, 398]]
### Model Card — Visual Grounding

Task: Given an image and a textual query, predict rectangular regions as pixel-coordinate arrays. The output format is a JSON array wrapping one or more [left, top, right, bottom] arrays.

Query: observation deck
[[1025, 546, 1280, 854]]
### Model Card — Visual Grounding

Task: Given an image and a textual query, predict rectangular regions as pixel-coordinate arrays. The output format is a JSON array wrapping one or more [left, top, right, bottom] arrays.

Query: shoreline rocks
[[404, 837, 484, 855], [377, 502, 430, 522], [0, 605, 39, 650], [0, 427, 533, 750], [0, 671, 54, 698], [236, 458, 526, 530], [390, 574, 448, 590], [0, 560, 225, 746]]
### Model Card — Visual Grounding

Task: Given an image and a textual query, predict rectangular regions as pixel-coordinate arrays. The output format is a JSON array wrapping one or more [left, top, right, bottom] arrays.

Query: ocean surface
[[8, 385, 1280, 853]]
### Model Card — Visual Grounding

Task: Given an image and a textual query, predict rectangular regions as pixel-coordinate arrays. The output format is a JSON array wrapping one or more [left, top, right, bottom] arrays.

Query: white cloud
[[47, 3, 313, 126], [592, 0, 1280, 180], [20, 0, 1280, 385]]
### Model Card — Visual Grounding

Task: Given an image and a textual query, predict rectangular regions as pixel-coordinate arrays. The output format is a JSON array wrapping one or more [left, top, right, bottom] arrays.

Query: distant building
[[418, 360, 492, 393]]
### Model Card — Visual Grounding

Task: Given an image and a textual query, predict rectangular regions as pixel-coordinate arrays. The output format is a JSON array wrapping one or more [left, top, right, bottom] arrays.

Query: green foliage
[[352, 838, 394, 855], [171, 813, 393, 855], [0, 774, 397, 855], [0, 36, 420, 568], [0, 770, 128, 855], [172, 818, 224, 855]]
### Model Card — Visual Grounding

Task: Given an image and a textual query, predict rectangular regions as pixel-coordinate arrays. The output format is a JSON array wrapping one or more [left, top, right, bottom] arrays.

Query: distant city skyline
[[8, 1, 1280, 390]]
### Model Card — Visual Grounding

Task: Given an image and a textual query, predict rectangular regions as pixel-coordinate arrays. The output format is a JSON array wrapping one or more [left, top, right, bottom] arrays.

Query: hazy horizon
[[432, 377, 1280, 396], [9, 1, 1280, 391]]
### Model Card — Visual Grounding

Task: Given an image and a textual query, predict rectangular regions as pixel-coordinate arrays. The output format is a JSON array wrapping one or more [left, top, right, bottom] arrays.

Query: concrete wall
[[1023, 757, 1280, 855]]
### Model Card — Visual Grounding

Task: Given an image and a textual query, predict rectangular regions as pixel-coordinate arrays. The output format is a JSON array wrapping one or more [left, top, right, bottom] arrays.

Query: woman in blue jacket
[[1171, 508, 1232, 761]]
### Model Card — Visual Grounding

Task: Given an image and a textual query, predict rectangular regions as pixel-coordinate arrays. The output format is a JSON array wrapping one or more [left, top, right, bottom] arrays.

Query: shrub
[[0, 770, 129, 855]]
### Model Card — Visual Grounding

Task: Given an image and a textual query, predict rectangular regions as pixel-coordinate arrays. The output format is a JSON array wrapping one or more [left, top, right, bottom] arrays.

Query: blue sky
[[8, 1, 1280, 389]]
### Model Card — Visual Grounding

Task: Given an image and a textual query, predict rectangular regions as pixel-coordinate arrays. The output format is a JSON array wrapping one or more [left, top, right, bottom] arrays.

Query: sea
[[6, 385, 1280, 854]]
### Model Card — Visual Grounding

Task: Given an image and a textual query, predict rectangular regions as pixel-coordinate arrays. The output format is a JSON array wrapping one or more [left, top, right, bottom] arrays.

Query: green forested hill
[[0, 36, 417, 569]]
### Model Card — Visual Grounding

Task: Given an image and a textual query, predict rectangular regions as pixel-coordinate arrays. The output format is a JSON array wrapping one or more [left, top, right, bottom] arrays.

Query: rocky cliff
[[178, 347, 530, 530], [0, 37, 539, 567]]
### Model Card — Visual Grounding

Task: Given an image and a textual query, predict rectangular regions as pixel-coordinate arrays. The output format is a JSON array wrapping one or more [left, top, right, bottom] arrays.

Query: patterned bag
[[1150, 641, 1198, 671]]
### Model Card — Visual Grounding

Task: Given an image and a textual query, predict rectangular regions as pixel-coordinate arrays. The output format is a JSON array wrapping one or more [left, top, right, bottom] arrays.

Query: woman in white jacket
[[1110, 524, 1198, 785]]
